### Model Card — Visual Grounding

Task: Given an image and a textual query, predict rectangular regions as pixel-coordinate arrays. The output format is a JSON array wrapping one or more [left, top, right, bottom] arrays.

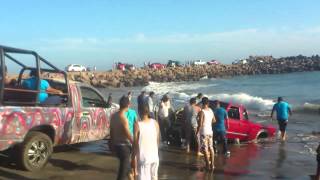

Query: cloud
[[30, 26, 320, 65], [37, 26, 320, 45]]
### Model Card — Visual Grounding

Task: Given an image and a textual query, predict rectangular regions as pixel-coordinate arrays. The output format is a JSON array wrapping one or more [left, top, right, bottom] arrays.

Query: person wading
[[184, 97, 201, 154], [133, 104, 160, 180], [147, 91, 156, 119], [110, 96, 134, 180], [137, 91, 146, 117], [197, 97, 216, 171], [271, 97, 292, 141], [158, 95, 171, 145], [213, 101, 230, 156], [125, 96, 138, 177]]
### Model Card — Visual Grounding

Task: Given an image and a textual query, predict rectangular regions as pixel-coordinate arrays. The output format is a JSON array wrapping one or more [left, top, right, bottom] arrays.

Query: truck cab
[[171, 99, 276, 145], [0, 45, 117, 171], [208, 100, 276, 141]]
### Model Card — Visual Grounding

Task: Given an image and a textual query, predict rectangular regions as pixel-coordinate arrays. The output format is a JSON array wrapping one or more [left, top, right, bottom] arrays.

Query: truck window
[[228, 106, 240, 120], [80, 87, 106, 108]]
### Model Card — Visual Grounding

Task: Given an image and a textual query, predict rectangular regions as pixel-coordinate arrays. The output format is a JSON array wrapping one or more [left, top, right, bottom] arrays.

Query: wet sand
[[0, 85, 319, 179], [0, 140, 317, 180]]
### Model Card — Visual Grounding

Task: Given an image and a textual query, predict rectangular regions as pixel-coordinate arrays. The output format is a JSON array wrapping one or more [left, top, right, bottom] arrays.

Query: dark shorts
[[278, 120, 288, 132]]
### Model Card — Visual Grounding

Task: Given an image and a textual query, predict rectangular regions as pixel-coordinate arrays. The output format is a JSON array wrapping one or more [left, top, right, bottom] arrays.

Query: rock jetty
[[68, 55, 320, 88]]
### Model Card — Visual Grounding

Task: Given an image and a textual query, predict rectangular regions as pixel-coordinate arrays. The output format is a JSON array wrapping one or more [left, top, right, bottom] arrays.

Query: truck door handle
[[82, 112, 90, 116]]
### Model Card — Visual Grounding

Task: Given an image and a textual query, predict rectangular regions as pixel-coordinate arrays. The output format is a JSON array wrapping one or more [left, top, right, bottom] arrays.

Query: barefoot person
[[271, 97, 292, 141], [125, 96, 138, 178], [110, 96, 134, 180], [184, 97, 201, 154], [158, 95, 171, 145], [137, 91, 146, 117], [146, 91, 156, 119], [214, 100, 230, 156], [197, 97, 216, 170], [133, 104, 160, 180]]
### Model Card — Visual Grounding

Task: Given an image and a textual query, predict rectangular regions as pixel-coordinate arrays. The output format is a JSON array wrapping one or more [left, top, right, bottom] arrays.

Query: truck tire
[[17, 131, 53, 171]]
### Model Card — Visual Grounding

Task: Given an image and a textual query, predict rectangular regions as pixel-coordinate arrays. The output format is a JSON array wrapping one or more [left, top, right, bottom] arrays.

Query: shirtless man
[[110, 96, 134, 180]]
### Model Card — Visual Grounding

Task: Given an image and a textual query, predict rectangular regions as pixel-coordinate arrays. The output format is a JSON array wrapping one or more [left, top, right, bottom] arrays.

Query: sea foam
[[143, 82, 274, 111]]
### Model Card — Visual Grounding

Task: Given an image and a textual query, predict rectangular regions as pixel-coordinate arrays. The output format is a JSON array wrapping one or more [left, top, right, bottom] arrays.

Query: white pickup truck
[[193, 60, 207, 65]]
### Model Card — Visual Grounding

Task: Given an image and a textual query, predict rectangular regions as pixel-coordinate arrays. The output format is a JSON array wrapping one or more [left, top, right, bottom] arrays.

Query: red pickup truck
[[210, 100, 276, 141], [0, 45, 117, 171], [171, 100, 276, 145]]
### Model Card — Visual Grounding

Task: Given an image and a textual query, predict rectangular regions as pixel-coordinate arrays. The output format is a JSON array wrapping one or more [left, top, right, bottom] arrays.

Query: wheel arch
[[27, 125, 56, 144], [256, 130, 268, 139]]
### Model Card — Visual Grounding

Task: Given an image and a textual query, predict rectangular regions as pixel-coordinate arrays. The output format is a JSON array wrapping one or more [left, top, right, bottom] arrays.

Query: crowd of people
[[109, 91, 295, 180]]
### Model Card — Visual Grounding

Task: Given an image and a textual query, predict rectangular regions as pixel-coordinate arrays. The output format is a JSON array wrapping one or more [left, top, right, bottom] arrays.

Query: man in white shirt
[[147, 91, 155, 118]]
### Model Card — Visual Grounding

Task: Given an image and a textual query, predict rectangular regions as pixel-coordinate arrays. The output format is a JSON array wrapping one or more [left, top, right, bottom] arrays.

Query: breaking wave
[[294, 103, 320, 114], [143, 82, 274, 111], [143, 81, 320, 114]]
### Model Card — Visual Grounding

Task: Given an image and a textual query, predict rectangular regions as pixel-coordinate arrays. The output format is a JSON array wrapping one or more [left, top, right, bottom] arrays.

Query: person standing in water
[[184, 97, 201, 154], [125, 93, 138, 178], [133, 104, 160, 180], [271, 97, 292, 141], [137, 91, 146, 117], [197, 97, 216, 171], [110, 96, 134, 180], [146, 91, 156, 119], [158, 95, 171, 145], [213, 101, 230, 156]]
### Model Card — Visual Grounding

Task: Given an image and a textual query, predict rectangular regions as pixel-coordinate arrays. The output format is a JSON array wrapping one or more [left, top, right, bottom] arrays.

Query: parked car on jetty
[[116, 62, 136, 71], [232, 59, 248, 65], [65, 64, 87, 72], [149, 63, 166, 70], [167, 60, 182, 68], [125, 63, 136, 71], [193, 60, 207, 65], [168, 100, 276, 145], [0, 45, 118, 171], [116, 62, 126, 71], [207, 60, 220, 65]]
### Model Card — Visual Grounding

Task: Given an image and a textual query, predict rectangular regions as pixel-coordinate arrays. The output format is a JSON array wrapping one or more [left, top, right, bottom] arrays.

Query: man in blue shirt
[[22, 70, 63, 104], [125, 106, 137, 136], [213, 101, 230, 156], [271, 97, 292, 141]]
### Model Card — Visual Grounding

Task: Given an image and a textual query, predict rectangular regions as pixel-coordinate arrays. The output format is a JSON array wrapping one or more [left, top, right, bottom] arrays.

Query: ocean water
[[143, 71, 320, 113], [141, 71, 320, 158]]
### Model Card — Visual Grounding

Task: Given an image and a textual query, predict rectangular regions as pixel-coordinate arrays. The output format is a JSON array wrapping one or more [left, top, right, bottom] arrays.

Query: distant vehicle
[[65, 64, 87, 72], [125, 64, 136, 71], [232, 59, 248, 65], [207, 60, 220, 65], [116, 62, 126, 71], [167, 60, 181, 68], [169, 100, 276, 145], [193, 60, 206, 65], [149, 63, 166, 70]]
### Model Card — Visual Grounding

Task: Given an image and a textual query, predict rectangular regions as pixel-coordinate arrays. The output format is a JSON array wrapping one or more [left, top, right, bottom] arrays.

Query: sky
[[1, 0, 320, 70]]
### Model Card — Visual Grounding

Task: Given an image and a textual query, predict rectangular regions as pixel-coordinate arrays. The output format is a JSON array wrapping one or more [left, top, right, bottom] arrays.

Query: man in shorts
[[213, 101, 230, 156], [197, 97, 216, 170], [271, 97, 292, 141]]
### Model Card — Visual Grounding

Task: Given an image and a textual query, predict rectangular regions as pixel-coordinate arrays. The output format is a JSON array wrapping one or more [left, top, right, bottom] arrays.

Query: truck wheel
[[17, 132, 53, 171]]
